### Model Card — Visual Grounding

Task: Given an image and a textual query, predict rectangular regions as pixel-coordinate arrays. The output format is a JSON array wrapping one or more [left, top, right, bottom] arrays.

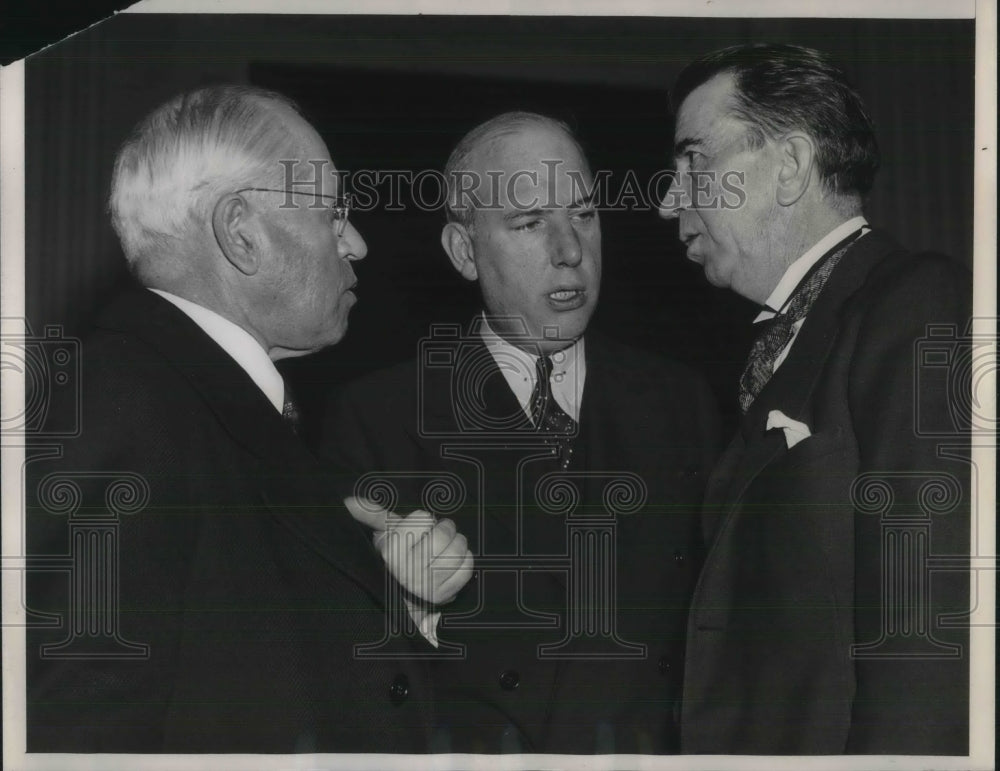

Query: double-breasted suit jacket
[[26, 289, 434, 753], [324, 326, 720, 754]]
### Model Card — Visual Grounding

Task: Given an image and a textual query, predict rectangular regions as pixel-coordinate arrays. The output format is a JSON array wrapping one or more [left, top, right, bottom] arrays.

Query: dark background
[[0, 1, 130, 66], [18, 13, 975, 437]]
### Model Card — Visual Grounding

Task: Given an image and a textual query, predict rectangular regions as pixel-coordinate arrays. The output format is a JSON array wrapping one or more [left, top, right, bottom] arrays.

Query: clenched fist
[[344, 496, 474, 605]]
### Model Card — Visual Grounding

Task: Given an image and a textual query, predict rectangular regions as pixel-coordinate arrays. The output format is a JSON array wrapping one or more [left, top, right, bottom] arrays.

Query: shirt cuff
[[403, 598, 442, 648]]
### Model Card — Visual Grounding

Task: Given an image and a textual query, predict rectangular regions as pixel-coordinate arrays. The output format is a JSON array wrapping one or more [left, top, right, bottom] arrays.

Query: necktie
[[738, 238, 855, 413], [530, 354, 577, 469], [282, 382, 302, 435]]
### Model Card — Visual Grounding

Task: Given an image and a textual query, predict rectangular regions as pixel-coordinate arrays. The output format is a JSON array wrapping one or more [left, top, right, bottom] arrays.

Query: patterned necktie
[[530, 354, 578, 469], [282, 382, 302, 435], [738, 239, 855, 413]]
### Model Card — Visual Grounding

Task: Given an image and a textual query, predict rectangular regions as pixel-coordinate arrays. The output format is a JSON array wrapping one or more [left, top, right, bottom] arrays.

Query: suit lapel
[[97, 289, 387, 602], [98, 290, 294, 463], [705, 231, 905, 539], [577, 336, 609, 471], [418, 322, 534, 436], [702, 431, 748, 542]]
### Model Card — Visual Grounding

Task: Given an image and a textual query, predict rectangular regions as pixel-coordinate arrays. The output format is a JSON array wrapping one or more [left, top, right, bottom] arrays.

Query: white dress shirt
[[478, 315, 586, 422], [754, 216, 870, 373], [149, 288, 285, 413]]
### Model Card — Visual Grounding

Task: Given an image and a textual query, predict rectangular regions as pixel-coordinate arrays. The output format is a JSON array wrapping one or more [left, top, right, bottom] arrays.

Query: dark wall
[[23, 14, 975, 433]]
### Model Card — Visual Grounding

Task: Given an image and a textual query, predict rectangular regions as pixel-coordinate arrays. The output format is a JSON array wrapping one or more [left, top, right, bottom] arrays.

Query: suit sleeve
[[846, 254, 971, 754]]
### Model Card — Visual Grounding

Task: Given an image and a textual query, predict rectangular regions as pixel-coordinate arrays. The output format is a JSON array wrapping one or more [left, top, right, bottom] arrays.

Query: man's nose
[[658, 171, 691, 220], [338, 222, 368, 261], [550, 219, 583, 267]]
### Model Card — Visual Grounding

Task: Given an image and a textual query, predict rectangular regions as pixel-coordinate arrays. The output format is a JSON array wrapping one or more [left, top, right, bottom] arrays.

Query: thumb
[[344, 496, 402, 532]]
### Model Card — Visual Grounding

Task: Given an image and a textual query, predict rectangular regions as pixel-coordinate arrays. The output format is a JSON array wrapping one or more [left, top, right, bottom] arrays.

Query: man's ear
[[212, 193, 261, 276], [441, 222, 478, 281], [775, 133, 815, 207]]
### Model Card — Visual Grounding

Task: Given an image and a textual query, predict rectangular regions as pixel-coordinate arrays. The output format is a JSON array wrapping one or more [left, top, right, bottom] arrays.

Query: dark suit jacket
[[25, 289, 434, 753], [682, 231, 971, 754], [323, 326, 720, 754]]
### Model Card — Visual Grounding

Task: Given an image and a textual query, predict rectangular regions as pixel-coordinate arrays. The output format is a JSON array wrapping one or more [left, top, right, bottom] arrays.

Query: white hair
[[109, 84, 305, 277]]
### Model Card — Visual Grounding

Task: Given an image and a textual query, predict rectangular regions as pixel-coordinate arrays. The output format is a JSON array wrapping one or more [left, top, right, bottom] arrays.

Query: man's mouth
[[546, 288, 587, 309], [680, 233, 702, 262]]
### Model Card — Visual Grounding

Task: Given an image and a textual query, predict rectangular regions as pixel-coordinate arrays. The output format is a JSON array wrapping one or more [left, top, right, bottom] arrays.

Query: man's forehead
[[674, 72, 738, 143], [482, 125, 587, 168], [475, 128, 592, 203], [285, 152, 339, 196], [274, 110, 337, 191]]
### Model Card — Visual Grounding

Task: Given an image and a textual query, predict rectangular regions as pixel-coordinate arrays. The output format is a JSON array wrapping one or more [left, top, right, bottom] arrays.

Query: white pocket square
[[766, 410, 812, 449]]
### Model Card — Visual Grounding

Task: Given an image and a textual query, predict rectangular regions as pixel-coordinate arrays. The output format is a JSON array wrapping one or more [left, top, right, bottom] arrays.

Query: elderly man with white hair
[[26, 84, 460, 753]]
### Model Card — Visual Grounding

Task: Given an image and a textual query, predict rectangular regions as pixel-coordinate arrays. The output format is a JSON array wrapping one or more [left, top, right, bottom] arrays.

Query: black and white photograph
[[1, 1, 994, 769]]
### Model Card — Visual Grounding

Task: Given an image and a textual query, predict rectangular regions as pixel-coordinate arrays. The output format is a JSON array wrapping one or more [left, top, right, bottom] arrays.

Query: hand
[[344, 496, 474, 605]]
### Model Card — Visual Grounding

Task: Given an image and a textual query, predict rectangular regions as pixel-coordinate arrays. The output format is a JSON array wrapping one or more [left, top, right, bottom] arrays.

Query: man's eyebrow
[[503, 206, 546, 222], [673, 137, 700, 157], [500, 192, 597, 220]]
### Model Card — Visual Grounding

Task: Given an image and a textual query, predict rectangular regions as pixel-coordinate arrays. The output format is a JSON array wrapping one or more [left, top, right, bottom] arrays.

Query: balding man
[[324, 112, 720, 753], [26, 85, 442, 753]]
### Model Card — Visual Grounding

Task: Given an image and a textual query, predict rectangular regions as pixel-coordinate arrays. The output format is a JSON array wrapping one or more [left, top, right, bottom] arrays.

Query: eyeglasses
[[234, 188, 352, 237]]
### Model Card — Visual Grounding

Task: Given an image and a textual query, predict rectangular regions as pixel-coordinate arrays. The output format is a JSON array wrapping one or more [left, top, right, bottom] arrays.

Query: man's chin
[[270, 330, 346, 361], [702, 262, 730, 290], [534, 313, 591, 350]]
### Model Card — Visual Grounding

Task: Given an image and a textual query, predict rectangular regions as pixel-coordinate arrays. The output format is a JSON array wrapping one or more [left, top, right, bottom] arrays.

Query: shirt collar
[[149, 288, 285, 413], [755, 216, 870, 323], [477, 313, 586, 421]]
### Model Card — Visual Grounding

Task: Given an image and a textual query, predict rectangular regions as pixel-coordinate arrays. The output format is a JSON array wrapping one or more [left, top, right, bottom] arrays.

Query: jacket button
[[498, 670, 520, 691], [658, 655, 671, 675], [673, 550, 685, 565], [389, 673, 409, 705]]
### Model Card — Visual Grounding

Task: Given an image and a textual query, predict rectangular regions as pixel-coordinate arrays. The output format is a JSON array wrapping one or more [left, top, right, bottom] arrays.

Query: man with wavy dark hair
[[660, 44, 970, 755]]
